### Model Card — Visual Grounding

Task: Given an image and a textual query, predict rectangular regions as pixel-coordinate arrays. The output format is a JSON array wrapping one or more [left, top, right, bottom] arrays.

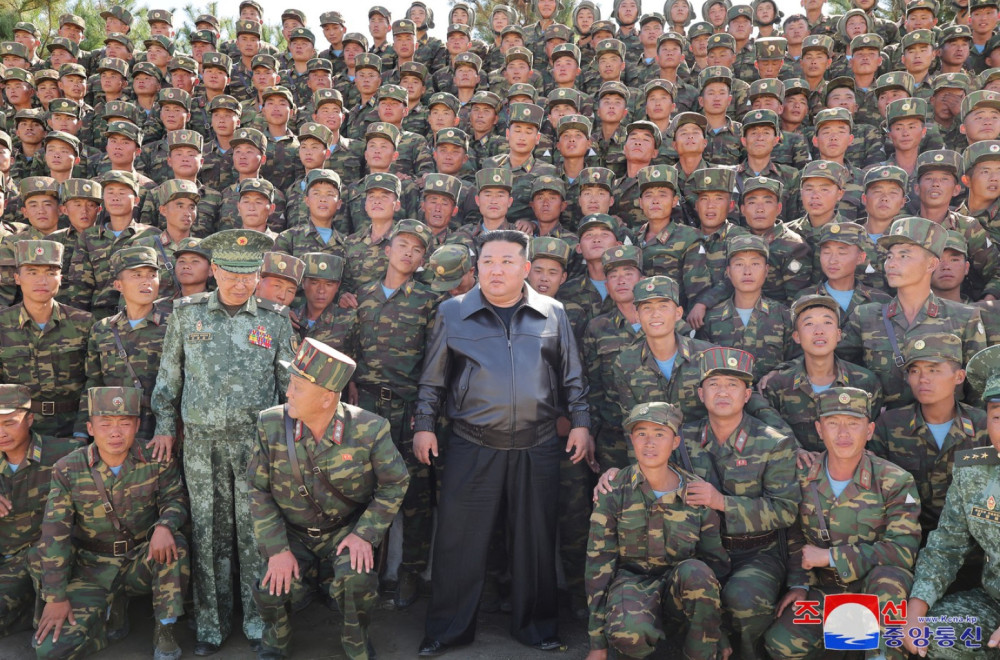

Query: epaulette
[[173, 291, 211, 307], [954, 447, 1000, 467], [255, 297, 291, 317]]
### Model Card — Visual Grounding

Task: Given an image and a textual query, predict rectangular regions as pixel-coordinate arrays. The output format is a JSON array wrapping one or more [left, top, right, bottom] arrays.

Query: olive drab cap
[[175, 237, 210, 259], [850, 33, 884, 51], [901, 28, 935, 49], [637, 164, 680, 193], [47, 38, 80, 57], [144, 35, 175, 55], [281, 8, 306, 23], [104, 120, 143, 146], [916, 150, 961, 179], [601, 245, 643, 273], [308, 58, 334, 73], [261, 86, 294, 107], [578, 213, 619, 237], [864, 164, 910, 189], [435, 127, 468, 149], [364, 172, 402, 197], [15, 240, 63, 267], [429, 92, 459, 113], [508, 102, 544, 128], [447, 23, 472, 37], [250, 54, 278, 71], [167, 129, 203, 151], [289, 27, 315, 44], [59, 13, 86, 29], [966, 345, 1000, 401], [200, 229, 275, 273], [944, 229, 969, 255], [902, 332, 964, 369], [814, 107, 853, 130], [791, 294, 841, 325], [700, 346, 755, 383], [727, 233, 769, 259], [742, 176, 783, 199], [365, 122, 401, 147], [399, 61, 428, 81], [643, 79, 675, 100], [453, 52, 482, 71], [238, 178, 275, 202], [885, 97, 927, 126], [0, 384, 31, 415], [639, 12, 666, 27], [551, 43, 582, 64], [471, 90, 502, 110], [579, 167, 615, 190], [818, 221, 867, 247], [506, 83, 538, 102], [670, 111, 709, 134], [727, 4, 754, 21], [427, 244, 473, 292], [698, 65, 733, 88], [755, 37, 787, 59], [314, 89, 345, 109], [378, 84, 408, 105], [802, 34, 834, 54], [236, 19, 261, 36], [783, 78, 811, 98], [231, 127, 267, 152], [544, 23, 573, 41], [877, 216, 948, 257], [202, 52, 232, 73], [963, 140, 1000, 171], [626, 120, 663, 148], [104, 33, 135, 51], [305, 168, 341, 192], [132, 62, 164, 83], [284, 338, 356, 393], [623, 401, 683, 434], [531, 175, 566, 198], [706, 33, 736, 52], [741, 109, 780, 134], [557, 114, 592, 137], [261, 252, 305, 285], [298, 122, 335, 147], [598, 81, 631, 100], [48, 98, 81, 118], [343, 33, 370, 50], [191, 29, 218, 46], [110, 246, 159, 276], [20, 176, 59, 199], [529, 237, 572, 265], [303, 253, 345, 282], [876, 72, 916, 96], [100, 5, 133, 24], [87, 387, 142, 417], [424, 173, 463, 202], [595, 38, 627, 60], [691, 167, 736, 194], [43, 131, 80, 155], [148, 8, 173, 24], [932, 72, 973, 93], [939, 24, 973, 45], [355, 53, 383, 73], [476, 168, 513, 192], [801, 160, 847, 187], [389, 219, 434, 249], [100, 170, 140, 194], [505, 46, 533, 67], [14, 109, 45, 125], [961, 90, 1000, 121], [657, 31, 687, 49], [749, 79, 785, 101], [816, 387, 871, 418], [633, 275, 681, 305], [60, 178, 102, 203], [168, 55, 198, 74], [161, 178, 201, 204], [320, 11, 345, 25]]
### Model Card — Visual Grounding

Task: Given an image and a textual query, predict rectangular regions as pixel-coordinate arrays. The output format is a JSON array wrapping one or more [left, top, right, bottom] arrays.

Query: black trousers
[[424, 433, 561, 647]]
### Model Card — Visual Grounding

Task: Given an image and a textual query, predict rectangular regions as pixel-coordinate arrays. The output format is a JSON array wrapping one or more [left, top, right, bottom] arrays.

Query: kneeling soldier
[[250, 338, 409, 660]]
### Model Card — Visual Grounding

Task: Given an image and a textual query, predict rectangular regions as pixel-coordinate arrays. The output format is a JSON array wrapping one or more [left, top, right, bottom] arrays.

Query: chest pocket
[[618, 506, 649, 559], [724, 466, 763, 498]]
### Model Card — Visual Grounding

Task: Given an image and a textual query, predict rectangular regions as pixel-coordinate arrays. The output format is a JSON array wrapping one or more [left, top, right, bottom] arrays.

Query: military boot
[[106, 595, 130, 642], [153, 621, 182, 660]]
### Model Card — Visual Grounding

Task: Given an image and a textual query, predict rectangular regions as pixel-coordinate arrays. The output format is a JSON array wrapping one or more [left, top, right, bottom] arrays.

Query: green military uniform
[[741, 178, 813, 304], [150, 230, 296, 648], [249, 339, 408, 660], [342, 173, 405, 294], [587, 402, 731, 659], [274, 170, 349, 259], [291, 253, 358, 354], [33, 387, 190, 660], [137, 172, 223, 241], [763, 388, 921, 660]]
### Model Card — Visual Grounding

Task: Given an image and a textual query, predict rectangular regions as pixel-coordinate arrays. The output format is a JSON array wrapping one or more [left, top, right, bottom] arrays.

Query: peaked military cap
[[783, 78, 811, 97], [447, 23, 472, 37], [878, 216, 948, 257], [623, 401, 683, 434], [202, 52, 232, 73], [250, 54, 278, 72], [297, 122, 334, 147], [390, 219, 433, 249], [34, 70, 59, 85], [688, 22, 714, 39], [261, 86, 294, 107], [817, 387, 871, 418], [378, 84, 408, 104], [20, 176, 58, 199], [100, 169, 140, 194], [966, 345, 1000, 401], [755, 37, 787, 59], [701, 346, 755, 383], [391, 19, 416, 37], [305, 168, 342, 191], [551, 43, 582, 63], [727, 4, 754, 20], [313, 89, 345, 109], [157, 88, 191, 110], [435, 127, 468, 149], [742, 176, 783, 199], [281, 8, 306, 23], [529, 237, 572, 265], [865, 164, 910, 189], [741, 109, 780, 134], [969, 0, 997, 9], [814, 106, 854, 130], [633, 275, 680, 305], [961, 90, 1000, 120], [915, 150, 961, 179], [288, 27, 315, 44], [531, 175, 566, 197], [506, 83, 538, 101], [58, 63, 87, 80], [944, 229, 969, 256], [706, 33, 736, 52], [100, 5, 133, 24], [14, 108, 45, 124], [885, 97, 927, 126], [0, 42, 29, 61], [876, 71, 915, 96], [749, 79, 785, 101], [470, 90, 502, 110], [97, 57, 129, 77], [626, 120, 663, 148], [168, 55, 198, 74], [236, 19, 262, 36], [453, 52, 482, 71], [3, 68, 33, 85], [237, 178, 274, 201], [231, 127, 267, 152], [365, 121, 401, 147], [638, 164, 679, 193], [60, 178, 101, 203], [355, 53, 382, 73], [110, 246, 159, 276], [15, 240, 62, 267], [963, 140, 1000, 171], [791, 294, 841, 324], [131, 62, 164, 83], [365, 172, 402, 197], [302, 253, 345, 282], [932, 72, 972, 93], [727, 233, 769, 259], [598, 80, 631, 100], [504, 46, 533, 68], [306, 58, 333, 73], [320, 11, 345, 25], [901, 28, 935, 49], [261, 252, 305, 285], [175, 237, 209, 259], [148, 8, 173, 24], [578, 213, 618, 237], [104, 120, 142, 146], [0, 384, 31, 414], [476, 168, 513, 191], [939, 24, 973, 45], [851, 32, 884, 51], [670, 111, 708, 134], [424, 173, 463, 202], [167, 129, 203, 151], [284, 338, 356, 393], [691, 167, 736, 194], [802, 34, 834, 53], [191, 29, 218, 46], [343, 33, 370, 50], [427, 245, 473, 292], [602, 245, 643, 273], [698, 65, 733, 88], [818, 221, 866, 247], [399, 61, 428, 81], [59, 13, 86, 29], [104, 33, 134, 52], [801, 160, 847, 187], [556, 113, 592, 137], [643, 79, 675, 100], [206, 95, 241, 116], [88, 387, 141, 417], [508, 102, 544, 128], [201, 229, 274, 273], [46, 37, 80, 57], [161, 179, 200, 204], [903, 332, 964, 369], [143, 35, 175, 55], [579, 167, 615, 190], [43, 130, 80, 154]]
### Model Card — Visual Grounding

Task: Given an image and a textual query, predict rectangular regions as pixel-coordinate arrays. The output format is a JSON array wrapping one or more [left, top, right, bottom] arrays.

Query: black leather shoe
[[417, 638, 448, 657], [194, 642, 220, 656], [531, 638, 564, 651]]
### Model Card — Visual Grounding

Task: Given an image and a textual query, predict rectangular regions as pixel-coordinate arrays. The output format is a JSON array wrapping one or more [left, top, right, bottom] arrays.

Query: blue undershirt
[[927, 421, 953, 450], [631, 322, 642, 333], [826, 464, 851, 498], [591, 278, 608, 300], [736, 307, 753, 326], [315, 226, 334, 244], [8, 462, 18, 473], [824, 283, 854, 312], [381, 285, 397, 299], [655, 354, 677, 381], [128, 319, 142, 329], [109, 465, 122, 476], [810, 382, 832, 394]]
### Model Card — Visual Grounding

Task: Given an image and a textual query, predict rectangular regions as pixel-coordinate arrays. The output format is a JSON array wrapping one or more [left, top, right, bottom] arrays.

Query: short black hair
[[479, 229, 529, 256]]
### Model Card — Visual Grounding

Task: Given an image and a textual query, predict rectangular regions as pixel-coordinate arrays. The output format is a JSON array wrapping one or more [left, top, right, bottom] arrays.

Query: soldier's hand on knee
[[414, 431, 439, 465], [0, 494, 12, 517], [36, 599, 75, 644], [147, 435, 176, 462], [903, 598, 930, 656], [262, 550, 300, 596], [147, 525, 178, 564], [592, 468, 621, 501], [775, 587, 807, 618], [337, 533, 374, 574]]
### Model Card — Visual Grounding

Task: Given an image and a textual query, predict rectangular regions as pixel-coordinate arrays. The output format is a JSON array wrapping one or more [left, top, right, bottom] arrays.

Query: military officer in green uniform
[[250, 339, 409, 660], [150, 229, 296, 655]]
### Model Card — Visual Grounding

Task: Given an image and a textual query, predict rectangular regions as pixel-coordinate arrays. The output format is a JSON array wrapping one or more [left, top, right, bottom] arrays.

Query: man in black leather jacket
[[412, 229, 593, 656]]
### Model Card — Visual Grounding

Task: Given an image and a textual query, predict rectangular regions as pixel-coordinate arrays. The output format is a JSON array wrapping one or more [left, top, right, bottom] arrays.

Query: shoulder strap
[[808, 482, 831, 545], [110, 323, 144, 392], [283, 407, 363, 517], [881, 304, 905, 368], [89, 464, 133, 540], [153, 235, 182, 290]]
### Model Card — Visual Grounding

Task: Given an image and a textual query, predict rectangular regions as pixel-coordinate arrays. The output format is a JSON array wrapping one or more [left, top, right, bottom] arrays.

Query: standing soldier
[[150, 229, 296, 655], [32, 387, 189, 660], [250, 339, 409, 660], [764, 387, 921, 660], [0, 385, 82, 637]]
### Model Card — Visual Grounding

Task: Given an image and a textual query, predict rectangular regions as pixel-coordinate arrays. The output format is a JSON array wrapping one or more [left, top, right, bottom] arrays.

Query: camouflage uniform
[[217, 180, 288, 235], [274, 222, 348, 260], [698, 295, 797, 381], [291, 255, 357, 353], [339, 176, 421, 237], [137, 180, 223, 239]]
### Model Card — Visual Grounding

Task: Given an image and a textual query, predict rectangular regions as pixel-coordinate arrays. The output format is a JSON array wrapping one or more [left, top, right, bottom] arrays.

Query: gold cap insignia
[[727, 357, 738, 367], [901, 102, 911, 111], [615, 248, 624, 257], [236, 236, 248, 246], [934, 154, 944, 161], [318, 262, 327, 270], [830, 224, 841, 233], [838, 393, 851, 404], [703, 176, 711, 184], [375, 174, 383, 181], [914, 339, 926, 350], [35, 180, 44, 188], [277, 261, 287, 270], [548, 240, 557, 250], [435, 179, 443, 187], [436, 265, 445, 274]]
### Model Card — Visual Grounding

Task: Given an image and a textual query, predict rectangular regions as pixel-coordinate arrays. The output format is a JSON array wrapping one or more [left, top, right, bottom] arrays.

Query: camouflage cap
[[251, 54, 279, 71], [58, 63, 87, 80], [364, 172, 402, 196], [284, 338, 356, 393], [706, 33, 736, 52], [814, 106, 854, 130], [816, 387, 871, 418], [529, 237, 572, 265], [389, 218, 434, 249], [877, 216, 948, 257], [261, 85, 294, 107], [288, 27, 315, 44], [470, 90, 503, 110], [453, 52, 482, 71], [240, 0, 264, 14], [46, 37, 80, 57], [643, 79, 675, 100], [906, 0, 939, 12], [598, 80, 631, 100], [551, 43, 582, 64], [700, 346, 755, 383], [748, 78, 785, 101], [802, 34, 834, 54], [355, 53, 383, 72], [741, 108, 780, 134], [508, 102, 544, 128], [727, 3, 754, 21], [174, 237, 210, 259], [161, 178, 201, 204], [932, 72, 973, 93], [168, 55, 198, 74], [305, 168, 342, 191], [365, 121, 401, 147], [578, 213, 618, 237], [963, 140, 1000, 171], [399, 61, 428, 81], [447, 23, 472, 37], [3, 67, 33, 85], [43, 130, 80, 155], [97, 57, 129, 77], [15, 239, 62, 267], [104, 119, 142, 146], [369, 5, 391, 19], [506, 82, 537, 102], [742, 176, 783, 199], [236, 19, 262, 36], [434, 127, 468, 149], [902, 332, 964, 369], [939, 24, 973, 46], [783, 78, 811, 98], [206, 95, 241, 117], [0, 384, 31, 415], [320, 11, 345, 25], [825, 75, 856, 97], [579, 167, 615, 190], [544, 22, 573, 41], [200, 229, 274, 273], [313, 89, 345, 110], [148, 8, 173, 25], [167, 129, 203, 151], [968, 0, 995, 7], [915, 150, 961, 179], [231, 127, 267, 152], [59, 178, 102, 203], [801, 160, 847, 187], [261, 252, 305, 285], [670, 111, 708, 134], [0, 131, 11, 152], [131, 62, 164, 83], [306, 58, 333, 74], [626, 120, 663, 149], [901, 28, 935, 50], [378, 84, 408, 105], [850, 32, 884, 51], [633, 275, 680, 305], [595, 38, 626, 61], [144, 34, 175, 55], [755, 36, 787, 59], [601, 244, 643, 273], [818, 221, 866, 247], [110, 246, 159, 276], [639, 11, 666, 27], [302, 252, 345, 282], [476, 168, 513, 191], [885, 97, 927, 126], [342, 33, 370, 50], [237, 178, 274, 201], [194, 14, 220, 30], [864, 164, 910, 189], [790, 293, 841, 325], [556, 113, 592, 137], [297, 122, 335, 147], [727, 233, 769, 259], [657, 32, 686, 51], [99, 5, 133, 24], [14, 108, 45, 125], [99, 169, 140, 194], [424, 173, 463, 202], [687, 21, 715, 39], [34, 69, 59, 85], [698, 65, 733, 88], [59, 13, 86, 29], [961, 90, 1000, 120], [623, 401, 683, 434], [427, 244, 473, 292], [691, 167, 736, 194], [19, 176, 58, 199], [966, 345, 1000, 401], [531, 175, 566, 198], [87, 386, 141, 417], [876, 72, 916, 97], [637, 164, 680, 193], [202, 52, 232, 73], [0, 42, 29, 61], [281, 8, 307, 23]]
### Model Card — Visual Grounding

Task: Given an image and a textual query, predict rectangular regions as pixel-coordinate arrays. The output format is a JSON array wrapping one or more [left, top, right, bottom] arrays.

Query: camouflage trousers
[[721, 544, 786, 660], [184, 423, 264, 646], [594, 421, 628, 471], [30, 411, 78, 440], [601, 561, 725, 659], [919, 587, 1000, 660], [357, 392, 433, 574], [0, 547, 34, 635], [558, 443, 593, 602], [763, 564, 913, 660], [32, 536, 190, 660], [254, 526, 377, 660]]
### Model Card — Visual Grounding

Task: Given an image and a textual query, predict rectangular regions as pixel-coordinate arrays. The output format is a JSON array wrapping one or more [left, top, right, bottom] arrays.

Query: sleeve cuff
[[413, 415, 436, 433], [571, 412, 591, 430]]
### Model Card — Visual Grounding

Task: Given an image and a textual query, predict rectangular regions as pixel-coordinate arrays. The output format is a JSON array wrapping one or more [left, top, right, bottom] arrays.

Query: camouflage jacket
[[697, 296, 799, 380], [557, 274, 617, 334], [248, 402, 409, 557], [217, 180, 288, 234], [480, 153, 559, 223], [290, 301, 359, 357], [703, 118, 745, 167], [771, 130, 813, 174], [66, 220, 159, 313], [793, 281, 893, 328], [582, 308, 643, 435], [260, 131, 304, 195], [323, 136, 364, 194], [0, 226, 73, 307], [690, 222, 751, 309], [137, 180, 223, 239], [273, 222, 348, 260], [201, 140, 237, 193], [337, 175, 421, 236], [633, 221, 710, 307], [341, 227, 393, 294]]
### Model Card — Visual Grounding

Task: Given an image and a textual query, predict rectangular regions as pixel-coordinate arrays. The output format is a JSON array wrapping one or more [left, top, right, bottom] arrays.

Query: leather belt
[[721, 530, 778, 552], [356, 383, 399, 402], [287, 521, 340, 539], [30, 399, 78, 416], [74, 533, 146, 557], [453, 418, 557, 450]]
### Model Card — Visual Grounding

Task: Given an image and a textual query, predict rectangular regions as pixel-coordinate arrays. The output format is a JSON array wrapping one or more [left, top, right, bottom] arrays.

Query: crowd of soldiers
[[7, 0, 1000, 658]]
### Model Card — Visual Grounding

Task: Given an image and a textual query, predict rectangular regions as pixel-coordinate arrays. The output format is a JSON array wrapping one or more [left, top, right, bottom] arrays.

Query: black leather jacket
[[414, 284, 590, 449]]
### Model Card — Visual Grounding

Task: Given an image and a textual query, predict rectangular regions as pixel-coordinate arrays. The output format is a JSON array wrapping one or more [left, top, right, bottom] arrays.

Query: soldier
[[171, 238, 213, 300], [200, 95, 242, 193], [456, 168, 519, 248], [338, 122, 420, 234], [233, 179, 280, 241], [557, 214, 620, 328], [32, 387, 189, 660], [697, 66, 745, 166], [763, 387, 922, 660], [255, 252, 304, 309], [807, 109, 866, 221], [585, 402, 730, 660], [958, 139, 1000, 246], [424, 244, 476, 297], [217, 128, 288, 235], [527, 237, 589, 336], [150, 229, 296, 654], [341, 173, 404, 296], [250, 338, 408, 660], [419, 171, 477, 248], [0, 385, 82, 638], [785, 161, 852, 279], [734, 109, 803, 222], [133, 179, 203, 301], [292, 253, 357, 353]]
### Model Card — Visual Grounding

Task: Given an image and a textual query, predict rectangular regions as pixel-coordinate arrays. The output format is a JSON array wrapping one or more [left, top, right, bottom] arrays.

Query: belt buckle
[[819, 529, 831, 542], [893, 354, 905, 368], [41, 401, 55, 416], [306, 527, 323, 539], [379, 387, 392, 401], [113, 540, 128, 557]]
